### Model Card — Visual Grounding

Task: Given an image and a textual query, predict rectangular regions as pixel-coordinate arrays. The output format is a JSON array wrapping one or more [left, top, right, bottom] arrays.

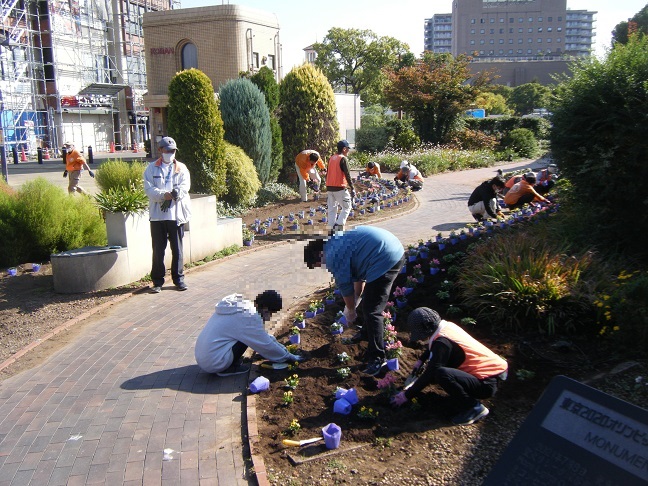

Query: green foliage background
[[221, 141, 262, 207], [167, 69, 226, 196]]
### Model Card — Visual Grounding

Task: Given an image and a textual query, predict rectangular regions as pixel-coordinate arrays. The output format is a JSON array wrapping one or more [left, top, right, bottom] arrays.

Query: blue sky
[[180, 0, 647, 71]]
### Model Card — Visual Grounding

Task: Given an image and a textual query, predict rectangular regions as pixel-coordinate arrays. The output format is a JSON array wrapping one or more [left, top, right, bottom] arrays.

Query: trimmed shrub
[[220, 78, 273, 184], [95, 159, 146, 192], [268, 117, 284, 183], [221, 142, 261, 207], [501, 128, 538, 158], [0, 178, 106, 266], [355, 125, 389, 152], [167, 68, 226, 196], [250, 67, 283, 182], [279, 64, 339, 181], [457, 231, 598, 335], [386, 118, 420, 151]]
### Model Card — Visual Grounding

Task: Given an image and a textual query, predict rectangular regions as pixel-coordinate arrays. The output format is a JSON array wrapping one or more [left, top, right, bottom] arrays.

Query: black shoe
[[175, 282, 188, 291], [472, 214, 484, 222], [362, 359, 386, 376], [451, 402, 489, 426], [217, 364, 250, 377], [150, 286, 162, 293]]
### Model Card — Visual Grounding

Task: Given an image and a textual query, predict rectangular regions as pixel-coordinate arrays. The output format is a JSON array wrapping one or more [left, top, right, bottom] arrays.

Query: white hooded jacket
[[194, 294, 290, 373]]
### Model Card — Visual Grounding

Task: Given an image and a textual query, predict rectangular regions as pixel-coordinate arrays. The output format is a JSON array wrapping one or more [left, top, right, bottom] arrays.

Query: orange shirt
[[65, 148, 86, 171], [504, 180, 546, 206], [295, 150, 325, 180], [366, 163, 382, 178]]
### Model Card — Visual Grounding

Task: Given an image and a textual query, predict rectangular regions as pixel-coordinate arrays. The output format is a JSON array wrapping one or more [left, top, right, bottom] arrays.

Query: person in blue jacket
[[303, 226, 404, 376]]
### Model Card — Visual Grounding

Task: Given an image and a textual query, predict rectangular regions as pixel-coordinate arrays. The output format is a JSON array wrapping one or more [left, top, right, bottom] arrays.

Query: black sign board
[[484, 375, 648, 486]]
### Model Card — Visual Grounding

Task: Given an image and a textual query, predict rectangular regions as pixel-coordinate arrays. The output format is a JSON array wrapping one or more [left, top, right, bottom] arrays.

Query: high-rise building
[[1, 0, 176, 156], [424, 13, 452, 53], [425, 0, 596, 85]]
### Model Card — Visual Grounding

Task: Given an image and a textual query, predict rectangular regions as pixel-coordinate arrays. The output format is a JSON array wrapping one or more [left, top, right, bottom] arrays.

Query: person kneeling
[[391, 307, 508, 426], [194, 290, 303, 377]]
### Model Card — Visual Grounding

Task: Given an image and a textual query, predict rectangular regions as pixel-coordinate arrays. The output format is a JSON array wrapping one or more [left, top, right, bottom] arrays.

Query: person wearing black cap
[[143, 136, 192, 293], [467, 176, 506, 222], [503, 172, 550, 210], [194, 290, 304, 377], [361, 161, 382, 179], [325, 140, 356, 231], [391, 307, 508, 425]]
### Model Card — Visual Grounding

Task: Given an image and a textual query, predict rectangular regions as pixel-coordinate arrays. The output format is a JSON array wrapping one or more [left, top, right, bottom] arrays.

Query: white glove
[[343, 306, 357, 325]]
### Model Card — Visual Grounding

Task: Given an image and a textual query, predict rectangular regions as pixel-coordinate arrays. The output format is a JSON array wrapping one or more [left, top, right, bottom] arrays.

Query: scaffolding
[[0, 0, 177, 156]]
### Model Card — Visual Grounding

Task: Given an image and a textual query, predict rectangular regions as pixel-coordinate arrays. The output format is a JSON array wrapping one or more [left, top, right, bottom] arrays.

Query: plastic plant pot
[[289, 334, 301, 344], [396, 299, 407, 309], [430, 267, 440, 276], [333, 398, 352, 415], [7, 267, 17, 276], [419, 251, 429, 260], [325, 298, 335, 306], [387, 358, 399, 371], [243, 239, 253, 247], [337, 315, 347, 326], [335, 387, 348, 399], [294, 321, 306, 330], [438, 243, 446, 251], [400, 266, 407, 275], [249, 376, 270, 393], [340, 388, 358, 405], [404, 287, 414, 296], [304, 311, 316, 319], [32, 263, 41, 272], [322, 423, 342, 449]]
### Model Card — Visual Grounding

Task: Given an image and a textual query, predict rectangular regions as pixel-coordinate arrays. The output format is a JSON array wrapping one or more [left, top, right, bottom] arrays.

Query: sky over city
[[180, 0, 647, 71]]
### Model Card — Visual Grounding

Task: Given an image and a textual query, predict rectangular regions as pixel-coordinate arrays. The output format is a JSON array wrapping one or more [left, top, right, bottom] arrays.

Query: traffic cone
[[20, 147, 27, 161], [43, 148, 50, 160], [109, 142, 115, 153]]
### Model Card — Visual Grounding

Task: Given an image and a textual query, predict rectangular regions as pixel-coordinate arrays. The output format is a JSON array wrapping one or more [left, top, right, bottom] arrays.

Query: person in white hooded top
[[194, 290, 304, 376]]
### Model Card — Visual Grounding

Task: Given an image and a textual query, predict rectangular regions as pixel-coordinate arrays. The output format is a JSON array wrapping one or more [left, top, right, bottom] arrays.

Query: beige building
[[142, 4, 280, 155]]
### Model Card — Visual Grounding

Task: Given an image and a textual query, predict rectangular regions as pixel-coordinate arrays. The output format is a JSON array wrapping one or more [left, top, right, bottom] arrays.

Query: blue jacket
[[324, 226, 404, 297]]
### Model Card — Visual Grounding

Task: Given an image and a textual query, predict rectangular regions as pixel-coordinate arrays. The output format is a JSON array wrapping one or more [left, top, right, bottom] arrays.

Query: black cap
[[337, 140, 350, 152], [408, 307, 441, 342]]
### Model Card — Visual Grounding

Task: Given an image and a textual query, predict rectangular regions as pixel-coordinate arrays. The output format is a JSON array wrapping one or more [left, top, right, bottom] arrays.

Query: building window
[[499, 28, 504, 34], [490, 28, 495, 34], [518, 49, 523, 54], [480, 40, 485, 45], [480, 18, 484, 23], [489, 39, 494, 44], [537, 38, 542, 43], [538, 28, 542, 32], [479, 50, 484, 55], [519, 17, 523, 23], [538, 17, 543, 22], [509, 28, 513, 33], [252, 52, 259, 69], [471, 19, 476, 23], [181, 43, 198, 70], [528, 17, 533, 22], [499, 39, 504, 44], [528, 38, 533, 43], [509, 39, 513, 44], [490, 18, 494, 23], [558, 16, 562, 21], [557, 38, 561, 43], [510, 17, 514, 23], [480, 29, 485, 34], [547, 38, 552, 43], [557, 27, 562, 32], [548, 27, 552, 32], [527, 49, 532, 54], [470, 40, 475, 45], [548, 17, 553, 22], [499, 49, 504, 54], [267, 54, 275, 70], [518, 28, 523, 33], [499, 18, 504, 23], [508, 49, 513, 54], [470, 29, 475, 34], [518, 38, 523, 44]]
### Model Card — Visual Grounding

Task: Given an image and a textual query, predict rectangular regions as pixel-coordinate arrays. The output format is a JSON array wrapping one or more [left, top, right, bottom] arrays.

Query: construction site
[[0, 0, 178, 160]]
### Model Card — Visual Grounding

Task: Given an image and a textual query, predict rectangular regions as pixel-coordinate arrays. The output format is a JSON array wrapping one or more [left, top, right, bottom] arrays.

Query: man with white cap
[[394, 160, 423, 191], [391, 307, 508, 426], [62, 141, 94, 195], [143, 136, 192, 293], [535, 163, 558, 195]]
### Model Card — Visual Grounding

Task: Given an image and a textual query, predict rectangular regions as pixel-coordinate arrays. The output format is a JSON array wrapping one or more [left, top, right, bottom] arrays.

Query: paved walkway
[[0, 159, 543, 485]]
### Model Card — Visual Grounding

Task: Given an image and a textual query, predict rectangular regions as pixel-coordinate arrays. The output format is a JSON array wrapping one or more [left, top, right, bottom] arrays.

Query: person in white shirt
[[194, 290, 304, 377], [143, 136, 192, 293]]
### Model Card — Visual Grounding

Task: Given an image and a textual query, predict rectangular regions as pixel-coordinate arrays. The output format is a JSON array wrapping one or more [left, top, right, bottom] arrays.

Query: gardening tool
[[403, 374, 418, 390], [282, 437, 323, 447], [260, 362, 290, 370]]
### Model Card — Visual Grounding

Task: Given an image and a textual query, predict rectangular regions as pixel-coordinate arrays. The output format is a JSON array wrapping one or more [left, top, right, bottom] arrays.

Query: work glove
[[160, 199, 172, 212], [390, 391, 408, 407], [63, 170, 68, 178], [412, 359, 423, 373], [170, 189, 178, 200], [88, 170, 95, 178], [343, 306, 357, 325], [286, 353, 305, 363]]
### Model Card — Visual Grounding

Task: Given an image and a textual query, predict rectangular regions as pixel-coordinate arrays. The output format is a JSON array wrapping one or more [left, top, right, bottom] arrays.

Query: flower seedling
[[405, 276, 418, 288], [357, 406, 379, 420], [286, 344, 299, 354], [337, 352, 350, 364], [289, 326, 301, 336], [385, 340, 403, 358], [337, 367, 351, 379], [410, 397, 422, 411], [286, 418, 301, 436], [331, 322, 343, 334], [282, 391, 294, 405], [393, 286, 406, 299], [376, 373, 398, 395], [307, 302, 319, 313], [284, 374, 300, 389]]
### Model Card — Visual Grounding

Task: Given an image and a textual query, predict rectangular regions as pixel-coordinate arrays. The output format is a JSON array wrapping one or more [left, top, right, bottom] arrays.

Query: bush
[[457, 231, 599, 334], [355, 125, 389, 152], [0, 178, 106, 266], [94, 184, 149, 215], [279, 64, 339, 181], [386, 118, 420, 151], [219, 78, 273, 184], [501, 128, 538, 158], [95, 159, 146, 192], [250, 67, 283, 182], [448, 128, 498, 151], [221, 142, 261, 207], [254, 182, 299, 207], [167, 69, 226, 195]]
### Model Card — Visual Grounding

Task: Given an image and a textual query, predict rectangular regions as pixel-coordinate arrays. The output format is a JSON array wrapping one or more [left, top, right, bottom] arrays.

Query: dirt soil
[[251, 236, 648, 485]]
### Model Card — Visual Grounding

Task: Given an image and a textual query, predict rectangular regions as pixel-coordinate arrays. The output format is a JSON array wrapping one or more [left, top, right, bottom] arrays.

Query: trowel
[[282, 437, 323, 447]]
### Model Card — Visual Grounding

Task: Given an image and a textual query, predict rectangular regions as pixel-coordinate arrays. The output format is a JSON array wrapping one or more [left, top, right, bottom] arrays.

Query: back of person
[[326, 153, 347, 188]]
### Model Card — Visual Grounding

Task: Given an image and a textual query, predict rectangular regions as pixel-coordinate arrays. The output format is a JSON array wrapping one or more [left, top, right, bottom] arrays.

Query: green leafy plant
[[357, 406, 379, 420], [337, 352, 350, 363], [282, 391, 294, 405], [286, 418, 301, 436], [94, 184, 149, 215], [289, 326, 300, 336], [337, 367, 351, 379], [284, 374, 300, 389], [242, 227, 254, 242]]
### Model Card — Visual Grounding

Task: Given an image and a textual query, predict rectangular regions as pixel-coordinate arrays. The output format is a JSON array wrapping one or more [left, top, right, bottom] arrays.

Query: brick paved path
[[0, 160, 542, 485]]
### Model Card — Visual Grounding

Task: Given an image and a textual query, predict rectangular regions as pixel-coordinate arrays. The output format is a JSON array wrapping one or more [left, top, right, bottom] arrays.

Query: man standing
[[295, 149, 326, 202], [326, 140, 355, 231], [62, 141, 94, 195], [143, 136, 192, 293], [303, 226, 404, 376], [467, 176, 505, 222], [195, 290, 304, 377], [391, 307, 508, 426]]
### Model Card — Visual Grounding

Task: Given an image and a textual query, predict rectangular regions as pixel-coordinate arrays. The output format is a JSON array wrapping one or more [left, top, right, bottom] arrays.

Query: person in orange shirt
[[295, 150, 326, 202], [391, 307, 508, 426], [62, 141, 94, 195], [503, 172, 550, 210], [326, 140, 355, 231], [361, 161, 382, 178]]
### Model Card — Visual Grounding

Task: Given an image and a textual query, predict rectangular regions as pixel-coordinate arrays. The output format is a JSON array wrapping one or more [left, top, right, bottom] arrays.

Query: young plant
[[289, 326, 301, 336], [286, 344, 299, 354], [376, 372, 398, 395], [405, 276, 418, 288], [385, 340, 403, 358], [337, 352, 350, 364], [331, 322, 343, 334], [293, 311, 305, 323], [357, 406, 379, 420], [282, 391, 294, 405], [284, 374, 300, 388], [337, 367, 351, 379], [286, 418, 301, 436]]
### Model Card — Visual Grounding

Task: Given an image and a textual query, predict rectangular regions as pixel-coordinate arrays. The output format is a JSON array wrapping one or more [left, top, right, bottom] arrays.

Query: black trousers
[[506, 192, 535, 210], [435, 367, 498, 409], [150, 220, 185, 287], [362, 256, 405, 362]]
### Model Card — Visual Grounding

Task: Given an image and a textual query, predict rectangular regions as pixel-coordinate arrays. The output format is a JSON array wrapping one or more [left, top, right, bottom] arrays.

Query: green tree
[[313, 28, 411, 104], [508, 82, 551, 115], [550, 35, 648, 259], [250, 66, 283, 182], [383, 52, 492, 144], [612, 4, 648, 45], [279, 64, 339, 181], [167, 69, 226, 195], [219, 78, 272, 185], [221, 141, 262, 207], [474, 91, 512, 115]]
